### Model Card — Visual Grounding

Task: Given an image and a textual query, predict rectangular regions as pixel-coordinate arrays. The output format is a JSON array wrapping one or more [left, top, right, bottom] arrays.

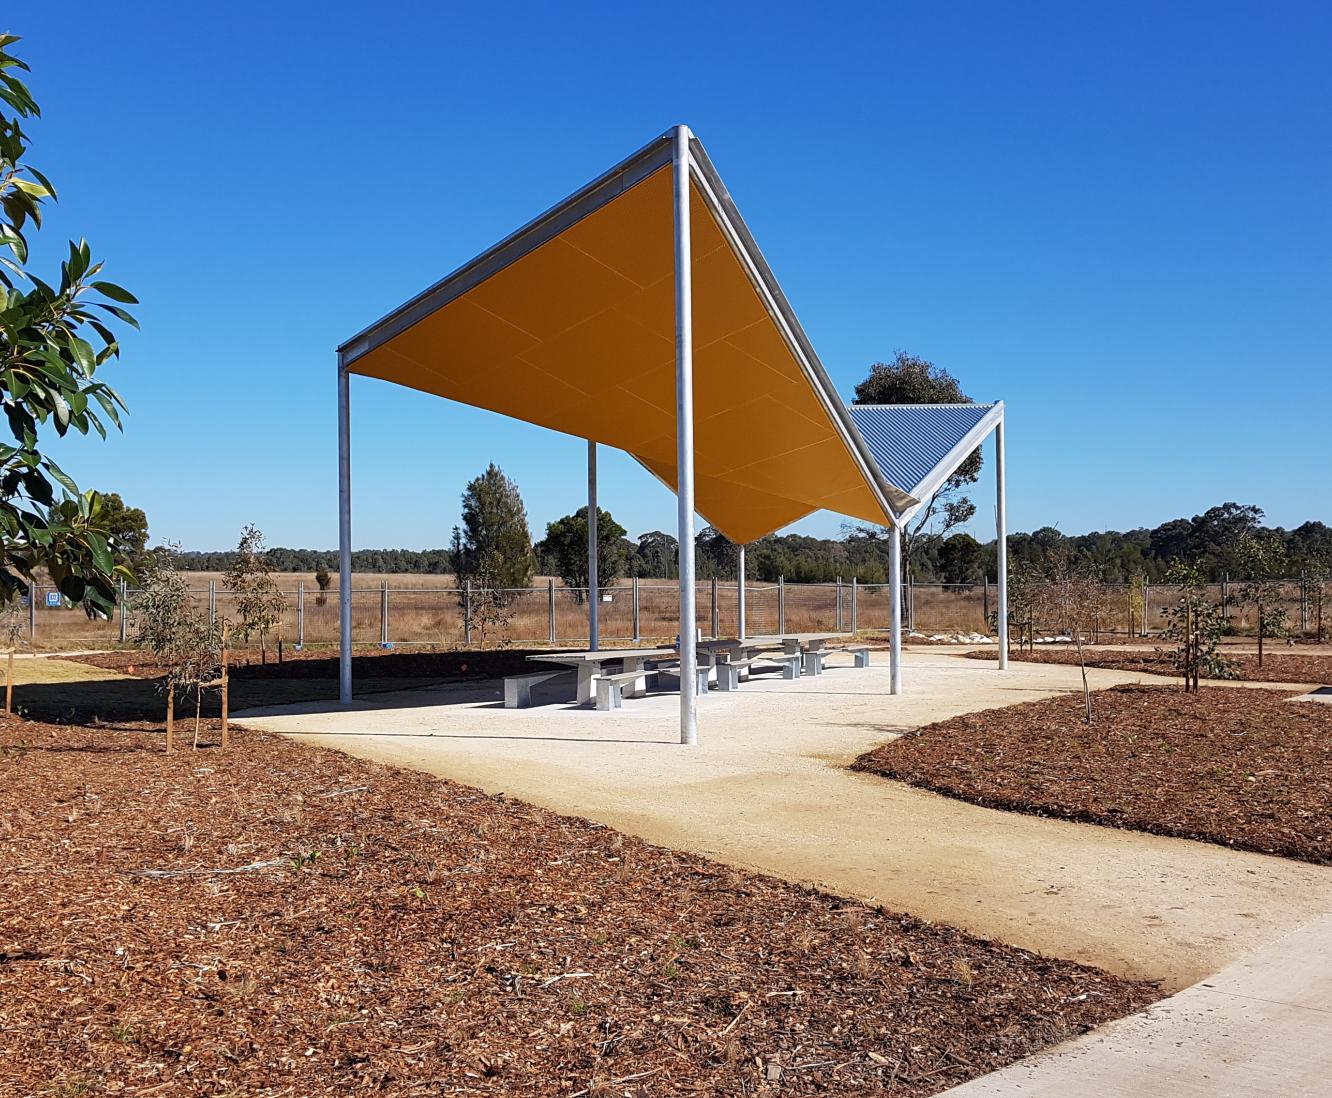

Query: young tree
[[1156, 563, 1237, 692], [0, 595, 24, 713], [314, 566, 331, 606], [1235, 533, 1289, 668], [223, 525, 286, 664], [0, 36, 138, 616], [450, 464, 535, 589], [134, 549, 219, 751], [851, 352, 983, 577], [536, 506, 627, 600], [1033, 550, 1113, 723], [465, 551, 512, 650]]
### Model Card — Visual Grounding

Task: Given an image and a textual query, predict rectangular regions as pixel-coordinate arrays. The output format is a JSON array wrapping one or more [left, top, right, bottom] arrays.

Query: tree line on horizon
[[172, 501, 1331, 587]]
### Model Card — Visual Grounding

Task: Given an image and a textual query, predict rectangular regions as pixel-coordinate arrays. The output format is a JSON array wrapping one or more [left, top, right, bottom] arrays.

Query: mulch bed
[[65, 646, 539, 683], [964, 647, 1332, 685], [854, 685, 1332, 864], [0, 718, 1155, 1096]]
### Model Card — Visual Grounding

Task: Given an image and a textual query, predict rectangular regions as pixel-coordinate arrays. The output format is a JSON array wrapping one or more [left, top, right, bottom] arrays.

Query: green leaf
[[90, 281, 137, 304], [42, 457, 79, 497]]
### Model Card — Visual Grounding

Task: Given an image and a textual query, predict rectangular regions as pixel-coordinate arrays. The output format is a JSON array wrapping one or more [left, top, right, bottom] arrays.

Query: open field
[[966, 646, 1332, 685], [0, 715, 1154, 1096], [854, 685, 1332, 863]]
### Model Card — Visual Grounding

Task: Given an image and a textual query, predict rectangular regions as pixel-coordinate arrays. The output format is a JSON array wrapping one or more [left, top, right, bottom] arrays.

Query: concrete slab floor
[[234, 651, 1332, 992], [939, 910, 1332, 1097]]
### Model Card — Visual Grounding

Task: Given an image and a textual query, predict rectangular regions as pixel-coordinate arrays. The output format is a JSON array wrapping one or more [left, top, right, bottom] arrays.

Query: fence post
[[380, 579, 389, 646], [1300, 571, 1309, 635], [983, 576, 990, 627], [296, 582, 305, 647], [778, 575, 786, 633], [1141, 578, 1150, 636], [851, 577, 858, 634], [547, 579, 556, 644], [710, 577, 719, 638], [464, 580, 472, 646], [208, 578, 216, 624], [836, 576, 843, 631], [632, 576, 641, 643], [29, 585, 35, 643], [118, 577, 128, 644], [1221, 572, 1230, 623], [907, 577, 916, 633]]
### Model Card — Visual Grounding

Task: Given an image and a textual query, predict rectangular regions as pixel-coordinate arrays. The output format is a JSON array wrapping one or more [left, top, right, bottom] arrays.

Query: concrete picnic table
[[527, 647, 677, 703], [735, 633, 848, 675]]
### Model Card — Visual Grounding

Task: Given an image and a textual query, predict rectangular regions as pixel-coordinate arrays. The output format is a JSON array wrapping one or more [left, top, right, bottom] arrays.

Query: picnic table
[[527, 647, 676, 703], [732, 633, 847, 675]]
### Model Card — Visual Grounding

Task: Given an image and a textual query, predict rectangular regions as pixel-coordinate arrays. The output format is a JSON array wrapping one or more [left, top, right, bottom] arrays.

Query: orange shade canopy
[[339, 131, 909, 543]]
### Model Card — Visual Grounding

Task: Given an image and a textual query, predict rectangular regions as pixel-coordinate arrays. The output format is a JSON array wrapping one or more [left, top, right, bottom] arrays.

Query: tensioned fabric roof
[[849, 403, 1003, 517], [338, 129, 914, 544]]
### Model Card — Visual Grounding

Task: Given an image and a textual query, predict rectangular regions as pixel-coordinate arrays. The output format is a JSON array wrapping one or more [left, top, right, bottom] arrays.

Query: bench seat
[[503, 670, 567, 708]]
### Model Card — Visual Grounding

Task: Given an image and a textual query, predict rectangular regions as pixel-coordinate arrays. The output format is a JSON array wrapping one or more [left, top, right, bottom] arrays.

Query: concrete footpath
[[941, 911, 1332, 1096], [235, 651, 1332, 991]]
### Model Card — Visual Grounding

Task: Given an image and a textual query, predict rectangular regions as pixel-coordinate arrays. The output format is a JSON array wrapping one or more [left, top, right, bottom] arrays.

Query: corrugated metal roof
[[848, 403, 999, 503]]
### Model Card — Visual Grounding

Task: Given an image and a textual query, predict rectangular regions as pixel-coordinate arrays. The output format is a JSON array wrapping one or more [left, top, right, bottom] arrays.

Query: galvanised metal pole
[[995, 414, 1009, 670], [296, 582, 305, 647], [208, 579, 216, 624], [28, 585, 35, 643], [547, 579, 556, 644], [710, 577, 718, 638], [587, 440, 599, 650], [889, 524, 902, 694], [338, 362, 353, 703], [778, 575, 786, 633], [672, 123, 698, 746], [851, 576, 858, 634], [118, 578, 128, 644], [380, 579, 389, 646], [737, 544, 746, 640], [632, 575, 641, 643]]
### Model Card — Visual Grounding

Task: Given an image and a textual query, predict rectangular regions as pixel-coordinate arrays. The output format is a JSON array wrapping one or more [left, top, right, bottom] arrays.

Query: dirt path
[[235, 653, 1332, 990]]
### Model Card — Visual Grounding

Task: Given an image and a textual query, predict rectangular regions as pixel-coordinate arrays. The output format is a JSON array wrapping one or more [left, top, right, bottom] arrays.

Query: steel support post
[[548, 579, 556, 643], [778, 575, 786, 633], [672, 124, 698, 746], [851, 577, 858, 634], [710, 577, 719, 638], [737, 544, 746, 640], [338, 363, 353, 703], [588, 440, 599, 650], [118, 578, 128, 644], [890, 524, 903, 694], [632, 575, 641, 643], [996, 415, 1009, 670], [380, 579, 389, 646], [296, 582, 305, 647]]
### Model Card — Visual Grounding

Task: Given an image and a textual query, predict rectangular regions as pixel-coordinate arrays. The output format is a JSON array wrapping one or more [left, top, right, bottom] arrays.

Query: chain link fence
[[17, 575, 1330, 651]]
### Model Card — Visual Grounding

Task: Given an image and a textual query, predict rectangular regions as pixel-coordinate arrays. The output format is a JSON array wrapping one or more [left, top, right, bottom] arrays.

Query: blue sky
[[18, 2, 1331, 550]]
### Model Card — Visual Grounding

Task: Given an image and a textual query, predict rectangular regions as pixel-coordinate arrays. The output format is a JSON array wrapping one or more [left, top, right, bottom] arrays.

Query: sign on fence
[[45, 591, 62, 608]]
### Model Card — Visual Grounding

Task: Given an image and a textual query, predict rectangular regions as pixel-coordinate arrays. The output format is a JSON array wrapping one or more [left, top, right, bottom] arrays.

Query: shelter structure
[[336, 125, 1008, 744]]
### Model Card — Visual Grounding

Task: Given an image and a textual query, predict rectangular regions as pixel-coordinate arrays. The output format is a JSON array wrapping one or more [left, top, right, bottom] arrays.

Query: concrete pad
[[1289, 686, 1332, 703], [940, 911, 1332, 1097], [235, 652, 1332, 991]]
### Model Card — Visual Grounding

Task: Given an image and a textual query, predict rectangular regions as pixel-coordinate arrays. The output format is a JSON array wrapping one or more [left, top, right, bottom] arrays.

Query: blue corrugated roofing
[[848, 403, 999, 503]]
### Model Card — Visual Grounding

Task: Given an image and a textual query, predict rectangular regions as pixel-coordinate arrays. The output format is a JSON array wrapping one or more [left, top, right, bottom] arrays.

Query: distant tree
[[937, 533, 985, 584], [98, 492, 150, 576], [635, 531, 678, 578], [134, 547, 219, 751], [223, 525, 286, 663], [450, 464, 534, 589], [695, 526, 738, 580], [537, 507, 627, 600], [314, 566, 331, 606], [1235, 533, 1289, 668], [852, 352, 982, 577], [0, 36, 138, 617]]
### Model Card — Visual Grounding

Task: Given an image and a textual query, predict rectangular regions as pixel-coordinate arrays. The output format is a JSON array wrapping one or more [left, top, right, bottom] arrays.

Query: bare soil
[[965, 647, 1332, 684], [0, 715, 1155, 1096], [854, 685, 1332, 864]]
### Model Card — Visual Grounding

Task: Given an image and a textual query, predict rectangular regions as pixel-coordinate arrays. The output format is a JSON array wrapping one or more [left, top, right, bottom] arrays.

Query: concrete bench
[[653, 662, 712, 696], [803, 648, 828, 676], [847, 644, 871, 668], [503, 670, 567, 708], [717, 657, 761, 691], [760, 652, 802, 680], [595, 669, 650, 711]]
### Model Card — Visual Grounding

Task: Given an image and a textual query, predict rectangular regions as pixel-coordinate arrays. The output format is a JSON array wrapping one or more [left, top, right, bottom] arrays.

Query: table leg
[[576, 664, 597, 704]]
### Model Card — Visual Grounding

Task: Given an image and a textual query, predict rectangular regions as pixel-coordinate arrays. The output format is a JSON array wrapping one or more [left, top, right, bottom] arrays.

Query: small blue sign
[[45, 591, 62, 608]]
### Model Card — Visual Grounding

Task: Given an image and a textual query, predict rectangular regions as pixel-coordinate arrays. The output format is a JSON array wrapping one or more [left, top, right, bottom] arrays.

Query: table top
[[743, 633, 845, 645], [527, 647, 676, 666]]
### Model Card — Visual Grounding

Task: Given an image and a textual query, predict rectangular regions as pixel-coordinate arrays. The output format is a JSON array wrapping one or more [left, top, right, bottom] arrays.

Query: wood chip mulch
[[0, 717, 1155, 1097], [963, 647, 1332, 684], [854, 685, 1332, 864]]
